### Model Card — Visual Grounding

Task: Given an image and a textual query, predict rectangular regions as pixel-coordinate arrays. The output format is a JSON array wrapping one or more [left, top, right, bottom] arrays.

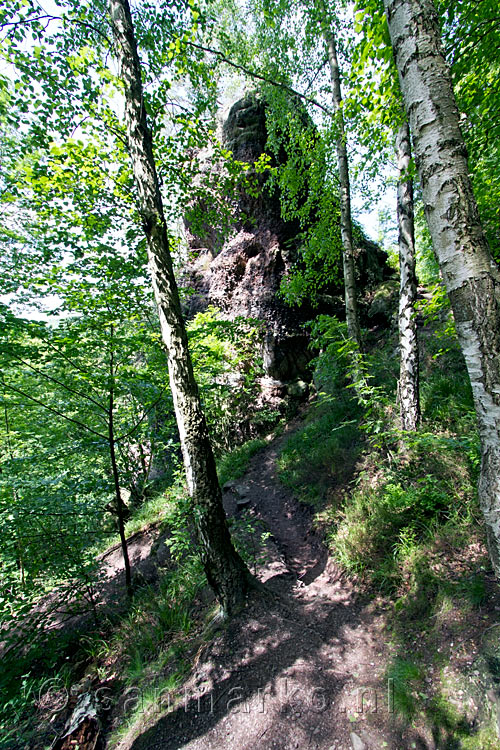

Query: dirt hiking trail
[[118, 423, 421, 750]]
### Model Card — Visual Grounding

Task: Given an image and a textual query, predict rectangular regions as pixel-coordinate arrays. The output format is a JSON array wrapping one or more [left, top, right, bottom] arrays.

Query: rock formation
[[183, 93, 391, 389]]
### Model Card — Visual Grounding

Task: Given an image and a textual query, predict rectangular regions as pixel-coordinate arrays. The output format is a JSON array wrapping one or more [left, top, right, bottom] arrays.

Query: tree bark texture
[[385, 0, 500, 574], [324, 27, 362, 348], [108, 0, 251, 614], [396, 119, 420, 432]]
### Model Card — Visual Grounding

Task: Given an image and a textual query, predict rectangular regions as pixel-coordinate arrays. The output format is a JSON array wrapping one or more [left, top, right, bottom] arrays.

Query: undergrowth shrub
[[290, 314, 481, 608], [278, 411, 360, 505], [188, 308, 277, 451], [331, 437, 478, 592], [277, 317, 365, 505]]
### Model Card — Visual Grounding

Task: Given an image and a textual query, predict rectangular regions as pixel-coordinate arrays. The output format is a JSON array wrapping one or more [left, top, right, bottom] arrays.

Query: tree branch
[[0, 379, 108, 440], [179, 38, 332, 115], [0, 12, 111, 46], [115, 387, 168, 443], [3, 350, 108, 414]]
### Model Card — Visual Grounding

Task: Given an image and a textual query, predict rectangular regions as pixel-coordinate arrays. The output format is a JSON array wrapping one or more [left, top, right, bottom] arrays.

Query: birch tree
[[108, 0, 252, 614], [384, 0, 500, 573], [396, 119, 420, 432], [349, 1, 421, 431]]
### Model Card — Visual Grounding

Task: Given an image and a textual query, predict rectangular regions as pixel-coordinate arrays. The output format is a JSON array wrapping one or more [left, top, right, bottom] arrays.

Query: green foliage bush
[[332, 436, 477, 589], [287, 313, 481, 613], [0, 305, 264, 611], [187, 307, 267, 452]]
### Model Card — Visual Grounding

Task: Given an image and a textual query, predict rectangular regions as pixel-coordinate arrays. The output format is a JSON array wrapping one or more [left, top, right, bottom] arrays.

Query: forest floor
[[111, 420, 390, 750], [110, 418, 499, 750], [12, 413, 500, 750]]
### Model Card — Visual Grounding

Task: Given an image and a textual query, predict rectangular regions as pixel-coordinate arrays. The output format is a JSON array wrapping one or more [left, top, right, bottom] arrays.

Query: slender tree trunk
[[3, 401, 25, 586], [108, 335, 132, 596], [137, 440, 148, 487], [323, 24, 362, 348], [396, 119, 420, 433], [108, 0, 251, 614], [385, 0, 500, 574]]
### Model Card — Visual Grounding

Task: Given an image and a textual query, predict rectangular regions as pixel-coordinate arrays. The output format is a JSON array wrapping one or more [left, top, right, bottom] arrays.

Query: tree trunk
[[3, 401, 25, 587], [385, 0, 500, 574], [323, 25, 362, 348], [108, 335, 133, 596], [108, 0, 251, 614], [396, 119, 420, 433]]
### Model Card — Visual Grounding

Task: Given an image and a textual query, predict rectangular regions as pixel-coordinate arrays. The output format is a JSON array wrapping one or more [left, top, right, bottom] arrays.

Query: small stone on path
[[350, 731, 367, 750]]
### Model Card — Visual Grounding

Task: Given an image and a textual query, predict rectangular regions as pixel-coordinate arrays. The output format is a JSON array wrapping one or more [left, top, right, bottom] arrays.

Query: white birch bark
[[385, 0, 500, 574], [108, 0, 251, 613], [396, 119, 420, 433], [324, 26, 362, 348]]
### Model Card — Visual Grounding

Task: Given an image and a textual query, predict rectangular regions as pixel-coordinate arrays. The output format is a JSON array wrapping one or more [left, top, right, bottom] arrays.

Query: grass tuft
[[217, 438, 267, 486]]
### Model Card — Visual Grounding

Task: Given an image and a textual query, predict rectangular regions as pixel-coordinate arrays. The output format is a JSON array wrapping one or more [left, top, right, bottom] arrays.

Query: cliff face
[[183, 93, 391, 384], [184, 94, 313, 382]]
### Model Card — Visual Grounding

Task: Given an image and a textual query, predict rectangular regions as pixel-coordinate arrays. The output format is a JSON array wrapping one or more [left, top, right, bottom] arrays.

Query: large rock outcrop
[[183, 93, 391, 384]]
